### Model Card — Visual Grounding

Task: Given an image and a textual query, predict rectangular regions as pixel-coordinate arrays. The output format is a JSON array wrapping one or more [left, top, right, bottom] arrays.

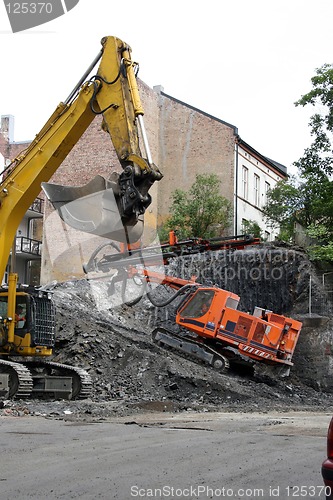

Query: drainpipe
[[234, 139, 239, 235]]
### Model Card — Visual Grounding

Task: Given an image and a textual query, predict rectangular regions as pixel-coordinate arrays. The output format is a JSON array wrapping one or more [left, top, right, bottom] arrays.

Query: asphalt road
[[0, 411, 331, 500]]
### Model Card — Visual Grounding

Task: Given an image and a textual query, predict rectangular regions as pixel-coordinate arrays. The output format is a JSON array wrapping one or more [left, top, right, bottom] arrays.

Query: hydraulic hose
[[120, 273, 197, 309], [146, 283, 197, 308], [121, 273, 147, 307], [83, 241, 120, 274]]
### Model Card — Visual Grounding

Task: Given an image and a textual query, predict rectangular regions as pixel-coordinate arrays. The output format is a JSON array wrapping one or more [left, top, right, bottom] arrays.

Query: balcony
[[27, 197, 44, 218], [16, 236, 42, 259]]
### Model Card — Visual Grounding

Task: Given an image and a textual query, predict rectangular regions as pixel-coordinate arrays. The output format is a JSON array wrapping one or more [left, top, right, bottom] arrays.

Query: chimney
[[153, 85, 164, 94], [1, 115, 15, 143]]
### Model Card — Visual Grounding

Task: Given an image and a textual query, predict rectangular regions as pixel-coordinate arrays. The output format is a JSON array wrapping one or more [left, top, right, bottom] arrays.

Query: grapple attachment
[[42, 172, 144, 244]]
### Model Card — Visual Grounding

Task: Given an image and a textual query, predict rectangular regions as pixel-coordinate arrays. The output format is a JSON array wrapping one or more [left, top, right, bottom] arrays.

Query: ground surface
[[0, 410, 330, 499]]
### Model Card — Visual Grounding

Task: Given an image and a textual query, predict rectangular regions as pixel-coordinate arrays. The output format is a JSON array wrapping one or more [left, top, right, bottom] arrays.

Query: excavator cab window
[[180, 290, 215, 318], [15, 299, 27, 330], [0, 295, 28, 333], [225, 297, 240, 310]]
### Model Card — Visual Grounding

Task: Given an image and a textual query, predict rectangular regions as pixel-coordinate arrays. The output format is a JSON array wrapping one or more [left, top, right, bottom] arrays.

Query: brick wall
[[0, 133, 8, 159], [156, 90, 236, 223], [9, 142, 30, 159], [40, 82, 237, 282], [1, 79, 237, 283], [0, 133, 31, 167]]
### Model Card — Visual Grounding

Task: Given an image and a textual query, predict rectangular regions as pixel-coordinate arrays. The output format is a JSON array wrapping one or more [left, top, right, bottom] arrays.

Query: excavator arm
[[0, 35, 162, 284]]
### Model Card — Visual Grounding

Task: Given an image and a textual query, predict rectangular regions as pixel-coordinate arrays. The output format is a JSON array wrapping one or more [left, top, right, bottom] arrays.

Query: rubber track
[[0, 359, 33, 398]]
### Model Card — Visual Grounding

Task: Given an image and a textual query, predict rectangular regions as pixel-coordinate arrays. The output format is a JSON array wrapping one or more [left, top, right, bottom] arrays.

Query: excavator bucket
[[41, 175, 144, 244]]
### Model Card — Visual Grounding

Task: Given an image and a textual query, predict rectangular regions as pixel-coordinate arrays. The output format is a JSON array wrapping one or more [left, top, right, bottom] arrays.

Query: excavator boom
[[0, 35, 162, 284], [0, 36, 161, 399]]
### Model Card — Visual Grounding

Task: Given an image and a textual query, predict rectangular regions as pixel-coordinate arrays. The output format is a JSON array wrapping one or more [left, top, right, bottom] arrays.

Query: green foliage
[[307, 243, 333, 262], [264, 63, 333, 261], [305, 224, 333, 261], [263, 178, 301, 241], [294, 64, 333, 180], [157, 224, 170, 243], [162, 173, 232, 239], [242, 220, 262, 239]]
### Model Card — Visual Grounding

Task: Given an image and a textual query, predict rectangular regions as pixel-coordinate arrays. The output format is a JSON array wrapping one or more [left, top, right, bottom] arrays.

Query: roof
[[236, 137, 287, 177], [156, 89, 287, 178], [159, 89, 239, 135]]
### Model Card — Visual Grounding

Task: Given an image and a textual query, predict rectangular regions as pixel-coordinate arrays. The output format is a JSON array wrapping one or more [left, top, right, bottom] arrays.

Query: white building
[[235, 138, 287, 240]]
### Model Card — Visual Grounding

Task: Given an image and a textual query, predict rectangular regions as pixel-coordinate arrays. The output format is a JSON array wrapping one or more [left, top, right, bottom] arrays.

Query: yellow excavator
[[0, 35, 162, 399]]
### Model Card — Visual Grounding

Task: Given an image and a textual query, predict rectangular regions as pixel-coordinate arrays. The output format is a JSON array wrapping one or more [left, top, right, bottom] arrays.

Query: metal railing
[[16, 237, 42, 256], [308, 274, 333, 316], [29, 197, 44, 214]]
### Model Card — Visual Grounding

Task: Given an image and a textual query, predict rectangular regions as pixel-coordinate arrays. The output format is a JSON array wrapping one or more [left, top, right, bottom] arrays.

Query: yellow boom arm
[[0, 36, 162, 284]]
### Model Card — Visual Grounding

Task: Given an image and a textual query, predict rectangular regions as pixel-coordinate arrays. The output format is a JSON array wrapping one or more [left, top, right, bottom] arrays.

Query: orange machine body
[[176, 285, 302, 366]]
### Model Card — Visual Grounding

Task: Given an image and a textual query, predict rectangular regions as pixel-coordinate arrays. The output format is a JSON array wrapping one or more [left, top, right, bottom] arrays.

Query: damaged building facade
[[0, 81, 287, 284]]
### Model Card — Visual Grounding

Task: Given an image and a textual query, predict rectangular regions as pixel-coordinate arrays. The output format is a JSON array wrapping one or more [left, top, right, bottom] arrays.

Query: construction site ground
[[1, 276, 332, 421], [1, 410, 330, 499]]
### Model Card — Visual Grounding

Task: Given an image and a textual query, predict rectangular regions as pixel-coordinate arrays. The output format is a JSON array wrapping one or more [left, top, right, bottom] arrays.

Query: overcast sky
[[0, 0, 332, 174]]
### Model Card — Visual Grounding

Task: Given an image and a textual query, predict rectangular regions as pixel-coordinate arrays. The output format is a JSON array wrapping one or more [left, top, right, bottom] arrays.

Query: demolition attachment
[[41, 35, 162, 243], [42, 165, 160, 244]]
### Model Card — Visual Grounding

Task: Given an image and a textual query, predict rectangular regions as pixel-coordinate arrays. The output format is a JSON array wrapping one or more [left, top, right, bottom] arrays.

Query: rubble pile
[[169, 242, 325, 315], [2, 246, 332, 420]]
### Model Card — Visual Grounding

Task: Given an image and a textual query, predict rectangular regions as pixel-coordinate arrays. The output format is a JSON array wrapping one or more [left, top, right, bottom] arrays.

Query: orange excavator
[[84, 233, 302, 376], [125, 268, 301, 376]]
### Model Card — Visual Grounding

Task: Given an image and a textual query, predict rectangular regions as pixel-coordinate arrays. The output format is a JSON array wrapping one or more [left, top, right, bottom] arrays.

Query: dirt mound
[[3, 246, 332, 421], [21, 275, 328, 420]]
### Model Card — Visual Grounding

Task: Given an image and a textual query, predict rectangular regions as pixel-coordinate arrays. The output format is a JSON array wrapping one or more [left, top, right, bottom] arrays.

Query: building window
[[254, 174, 260, 207], [241, 166, 248, 199], [264, 181, 271, 204], [241, 218, 248, 233]]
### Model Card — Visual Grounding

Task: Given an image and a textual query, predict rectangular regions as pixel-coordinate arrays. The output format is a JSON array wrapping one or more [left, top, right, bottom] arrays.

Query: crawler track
[[0, 358, 92, 400], [152, 327, 230, 373], [0, 359, 33, 398]]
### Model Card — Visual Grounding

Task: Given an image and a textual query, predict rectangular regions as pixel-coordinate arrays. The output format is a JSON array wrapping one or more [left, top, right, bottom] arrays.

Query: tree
[[241, 219, 263, 239], [294, 64, 333, 259], [161, 173, 232, 239], [264, 64, 333, 260], [295, 63, 333, 177], [263, 178, 302, 241]]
